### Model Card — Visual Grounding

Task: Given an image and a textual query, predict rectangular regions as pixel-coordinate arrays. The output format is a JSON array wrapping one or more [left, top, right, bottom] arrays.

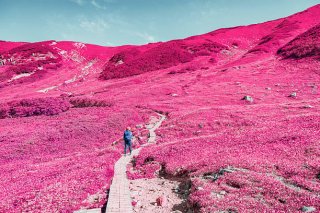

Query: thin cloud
[[91, 0, 107, 10], [69, 0, 86, 6], [69, 0, 110, 10], [136, 32, 156, 43], [79, 17, 109, 33]]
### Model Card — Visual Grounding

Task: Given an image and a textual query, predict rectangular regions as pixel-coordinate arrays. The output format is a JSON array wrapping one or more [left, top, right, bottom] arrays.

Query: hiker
[[123, 127, 133, 155]]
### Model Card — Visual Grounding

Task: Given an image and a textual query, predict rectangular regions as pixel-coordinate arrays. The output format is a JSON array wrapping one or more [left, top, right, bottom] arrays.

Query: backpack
[[124, 130, 132, 141]]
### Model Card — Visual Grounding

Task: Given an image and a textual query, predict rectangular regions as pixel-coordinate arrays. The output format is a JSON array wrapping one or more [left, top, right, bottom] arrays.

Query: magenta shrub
[[0, 107, 149, 212], [70, 97, 113, 108], [248, 20, 300, 54], [100, 41, 194, 79], [0, 97, 70, 118], [100, 40, 227, 79], [134, 108, 320, 212], [187, 41, 228, 56], [278, 24, 320, 59]]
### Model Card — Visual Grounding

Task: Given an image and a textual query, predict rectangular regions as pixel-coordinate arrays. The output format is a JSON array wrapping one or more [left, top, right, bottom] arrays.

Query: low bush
[[0, 97, 70, 119], [70, 97, 113, 108], [100, 41, 194, 80], [278, 24, 320, 60]]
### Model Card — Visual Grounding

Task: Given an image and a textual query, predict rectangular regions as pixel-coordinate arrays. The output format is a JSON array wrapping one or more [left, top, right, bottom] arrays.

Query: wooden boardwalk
[[74, 113, 165, 213], [105, 113, 165, 213]]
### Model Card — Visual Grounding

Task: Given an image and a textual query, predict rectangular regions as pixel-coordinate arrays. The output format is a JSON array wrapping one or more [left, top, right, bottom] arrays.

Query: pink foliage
[[247, 20, 300, 54], [100, 40, 228, 80], [100, 41, 194, 80], [135, 108, 320, 212], [69, 97, 113, 108], [0, 107, 149, 212], [278, 24, 320, 60], [0, 4, 320, 213], [0, 97, 70, 118]]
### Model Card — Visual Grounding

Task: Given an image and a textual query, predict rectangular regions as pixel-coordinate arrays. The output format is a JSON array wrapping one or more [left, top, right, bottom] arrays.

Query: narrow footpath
[[106, 113, 166, 213], [74, 113, 165, 213]]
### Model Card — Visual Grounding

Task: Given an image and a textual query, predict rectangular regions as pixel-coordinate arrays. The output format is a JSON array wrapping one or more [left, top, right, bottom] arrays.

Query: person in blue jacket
[[123, 127, 133, 155]]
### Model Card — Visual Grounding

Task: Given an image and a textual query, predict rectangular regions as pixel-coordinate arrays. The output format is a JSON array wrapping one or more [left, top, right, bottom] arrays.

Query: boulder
[[156, 195, 168, 206], [289, 92, 297, 97], [301, 206, 316, 212], [302, 105, 313, 109], [242, 95, 253, 103]]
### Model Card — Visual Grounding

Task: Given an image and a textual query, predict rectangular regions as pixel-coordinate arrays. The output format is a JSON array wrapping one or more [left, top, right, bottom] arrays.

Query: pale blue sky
[[1, 0, 319, 46]]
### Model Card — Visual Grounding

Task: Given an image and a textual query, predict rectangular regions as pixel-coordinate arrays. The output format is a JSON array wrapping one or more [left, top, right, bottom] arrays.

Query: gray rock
[[265, 87, 271, 90], [302, 105, 313, 109], [219, 190, 227, 195], [289, 92, 297, 97], [221, 168, 234, 173], [242, 95, 253, 103], [136, 124, 143, 129], [301, 206, 316, 212]]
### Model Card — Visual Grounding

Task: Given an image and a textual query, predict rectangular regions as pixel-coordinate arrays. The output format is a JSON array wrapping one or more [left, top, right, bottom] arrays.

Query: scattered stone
[[242, 95, 253, 103], [289, 92, 297, 98], [171, 93, 178, 97], [219, 190, 227, 195], [235, 82, 241, 85], [301, 206, 316, 212], [233, 66, 241, 70], [196, 187, 204, 191], [173, 185, 180, 193], [156, 195, 168, 206], [194, 130, 201, 135], [115, 59, 124, 66], [265, 87, 271, 90], [221, 168, 235, 173], [131, 190, 139, 196], [136, 124, 143, 129], [302, 105, 313, 109], [171, 210, 182, 213], [132, 200, 138, 206], [211, 191, 224, 199]]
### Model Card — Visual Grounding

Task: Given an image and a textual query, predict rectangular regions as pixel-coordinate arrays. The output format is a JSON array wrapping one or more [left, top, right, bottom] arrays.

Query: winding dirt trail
[[105, 113, 166, 213]]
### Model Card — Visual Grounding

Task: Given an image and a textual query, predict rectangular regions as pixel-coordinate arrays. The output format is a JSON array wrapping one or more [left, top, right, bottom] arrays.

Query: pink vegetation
[[0, 107, 150, 212], [0, 4, 320, 213], [278, 24, 320, 60], [100, 40, 227, 80]]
